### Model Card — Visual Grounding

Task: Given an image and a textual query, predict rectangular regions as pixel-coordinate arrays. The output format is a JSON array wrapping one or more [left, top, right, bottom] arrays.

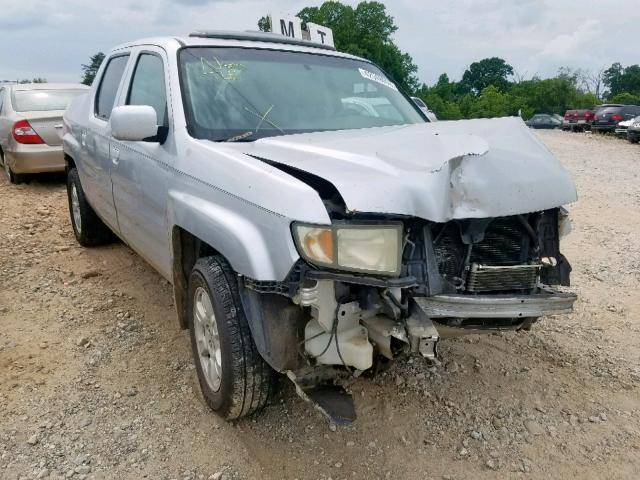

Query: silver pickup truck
[[63, 30, 577, 424]]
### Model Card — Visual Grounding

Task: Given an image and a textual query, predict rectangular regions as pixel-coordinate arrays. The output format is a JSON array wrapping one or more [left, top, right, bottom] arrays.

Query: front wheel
[[188, 256, 276, 420]]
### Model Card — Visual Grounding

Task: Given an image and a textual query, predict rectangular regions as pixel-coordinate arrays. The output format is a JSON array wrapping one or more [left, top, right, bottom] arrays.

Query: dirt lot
[[1, 130, 639, 480]]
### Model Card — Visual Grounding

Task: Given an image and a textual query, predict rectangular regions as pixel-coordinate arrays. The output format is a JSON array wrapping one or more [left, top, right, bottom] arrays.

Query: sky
[[1, 0, 638, 86]]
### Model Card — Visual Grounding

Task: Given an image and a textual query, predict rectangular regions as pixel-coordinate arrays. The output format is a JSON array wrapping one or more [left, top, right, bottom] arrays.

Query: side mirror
[[110, 105, 158, 142]]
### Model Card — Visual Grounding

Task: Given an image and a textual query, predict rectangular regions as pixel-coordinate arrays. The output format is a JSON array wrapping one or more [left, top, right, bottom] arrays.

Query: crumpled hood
[[241, 116, 577, 222]]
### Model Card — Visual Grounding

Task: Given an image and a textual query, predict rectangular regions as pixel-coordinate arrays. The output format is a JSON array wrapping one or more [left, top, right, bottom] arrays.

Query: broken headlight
[[292, 222, 403, 276]]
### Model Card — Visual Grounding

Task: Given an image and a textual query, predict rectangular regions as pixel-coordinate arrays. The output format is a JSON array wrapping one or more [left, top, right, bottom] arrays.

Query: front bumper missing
[[413, 291, 576, 319]]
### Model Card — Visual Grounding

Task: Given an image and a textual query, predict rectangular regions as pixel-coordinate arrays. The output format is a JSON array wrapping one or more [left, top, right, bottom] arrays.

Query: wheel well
[[171, 226, 219, 329], [65, 154, 76, 175]]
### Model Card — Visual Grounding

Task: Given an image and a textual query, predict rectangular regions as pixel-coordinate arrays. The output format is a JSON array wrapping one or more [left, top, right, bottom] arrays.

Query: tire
[[66, 167, 113, 246], [188, 256, 275, 420], [1, 150, 25, 184]]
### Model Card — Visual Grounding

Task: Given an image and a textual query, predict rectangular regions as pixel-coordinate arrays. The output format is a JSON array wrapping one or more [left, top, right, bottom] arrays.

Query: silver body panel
[[63, 35, 577, 283]]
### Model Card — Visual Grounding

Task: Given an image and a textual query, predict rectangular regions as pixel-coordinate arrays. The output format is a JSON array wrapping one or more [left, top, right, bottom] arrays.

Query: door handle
[[112, 146, 120, 166]]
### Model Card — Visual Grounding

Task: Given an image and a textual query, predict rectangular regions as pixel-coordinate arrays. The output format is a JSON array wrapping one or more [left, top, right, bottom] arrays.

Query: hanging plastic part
[[286, 371, 356, 425], [406, 298, 440, 359]]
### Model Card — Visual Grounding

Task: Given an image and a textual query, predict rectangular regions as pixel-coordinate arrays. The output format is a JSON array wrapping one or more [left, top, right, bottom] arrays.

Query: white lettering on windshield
[[358, 68, 398, 91]]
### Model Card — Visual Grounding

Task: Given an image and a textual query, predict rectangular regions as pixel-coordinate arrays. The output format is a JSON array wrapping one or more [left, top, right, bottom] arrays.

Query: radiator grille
[[433, 216, 538, 292], [466, 264, 540, 292], [470, 218, 527, 265], [433, 223, 466, 279]]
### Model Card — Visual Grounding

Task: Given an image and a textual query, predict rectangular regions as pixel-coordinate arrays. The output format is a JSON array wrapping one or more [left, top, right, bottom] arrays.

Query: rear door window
[[126, 53, 167, 127], [95, 55, 130, 120]]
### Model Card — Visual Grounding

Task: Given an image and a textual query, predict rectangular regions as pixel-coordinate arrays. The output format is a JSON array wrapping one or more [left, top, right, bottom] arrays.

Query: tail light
[[12, 119, 45, 144], [611, 114, 623, 122]]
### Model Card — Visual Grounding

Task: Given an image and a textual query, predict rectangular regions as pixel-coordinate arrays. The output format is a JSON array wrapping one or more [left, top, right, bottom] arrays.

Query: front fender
[[167, 190, 299, 281]]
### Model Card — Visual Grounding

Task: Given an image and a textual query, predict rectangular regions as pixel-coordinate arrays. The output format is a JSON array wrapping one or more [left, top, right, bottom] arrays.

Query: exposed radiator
[[466, 263, 540, 292]]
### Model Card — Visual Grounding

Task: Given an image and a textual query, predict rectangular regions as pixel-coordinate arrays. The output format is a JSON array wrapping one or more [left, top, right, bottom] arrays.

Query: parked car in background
[[615, 117, 635, 137], [591, 104, 640, 133], [0, 83, 89, 183], [562, 109, 594, 131], [627, 116, 640, 143], [410, 96, 438, 121], [525, 114, 562, 129]]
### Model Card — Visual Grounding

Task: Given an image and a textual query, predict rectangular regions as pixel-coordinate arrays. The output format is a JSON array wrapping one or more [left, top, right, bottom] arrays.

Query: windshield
[[11, 89, 87, 112], [178, 47, 424, 141]]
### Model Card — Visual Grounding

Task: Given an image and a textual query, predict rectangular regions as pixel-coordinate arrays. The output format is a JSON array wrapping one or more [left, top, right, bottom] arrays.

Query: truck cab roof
[[110, 30, 360, 61]]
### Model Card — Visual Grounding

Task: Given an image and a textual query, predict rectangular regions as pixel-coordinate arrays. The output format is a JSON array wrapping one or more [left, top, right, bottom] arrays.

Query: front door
[[80, 53, 131, 232], [109, 47, 173, 279]]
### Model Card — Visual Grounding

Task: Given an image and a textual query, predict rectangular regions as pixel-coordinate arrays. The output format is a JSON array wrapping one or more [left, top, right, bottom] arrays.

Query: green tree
[[460, 57, 514, 95], [81, 52, 105, 86], [258, 2, 419, 92], [603, 63, 640, 98], [18, 78, 47, 84], [609, 92, 640, 105], [257, 15, 271, 32]]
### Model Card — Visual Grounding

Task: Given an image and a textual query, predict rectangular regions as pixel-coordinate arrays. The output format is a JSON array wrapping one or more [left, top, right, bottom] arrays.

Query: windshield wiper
[[223, 104, 286, 142], [225, 130, 255, 142]]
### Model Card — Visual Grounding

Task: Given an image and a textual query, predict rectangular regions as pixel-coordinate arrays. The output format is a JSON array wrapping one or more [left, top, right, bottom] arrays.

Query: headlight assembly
[[293, 222, 403, 276]]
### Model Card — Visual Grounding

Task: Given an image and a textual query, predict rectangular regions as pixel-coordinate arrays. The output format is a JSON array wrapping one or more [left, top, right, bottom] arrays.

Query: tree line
[[259, 1, 640, 120], [76, 1, 640, 121]]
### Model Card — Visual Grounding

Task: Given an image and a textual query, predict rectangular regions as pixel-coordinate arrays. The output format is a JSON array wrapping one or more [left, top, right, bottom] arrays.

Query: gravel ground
[[1, 129, 639, 480]]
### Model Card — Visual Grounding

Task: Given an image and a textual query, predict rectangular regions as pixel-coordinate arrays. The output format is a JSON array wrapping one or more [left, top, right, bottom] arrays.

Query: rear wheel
[[1, 151, 25, 184], [66, 167, 113, 246], [188, 256, 276, 420]]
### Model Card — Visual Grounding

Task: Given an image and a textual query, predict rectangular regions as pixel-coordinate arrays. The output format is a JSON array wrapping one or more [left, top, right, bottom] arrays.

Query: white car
[[615, 117, 635, 137]]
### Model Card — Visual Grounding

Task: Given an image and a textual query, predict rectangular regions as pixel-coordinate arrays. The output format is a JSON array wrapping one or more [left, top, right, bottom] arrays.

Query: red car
[[562, 109, 595, 131]]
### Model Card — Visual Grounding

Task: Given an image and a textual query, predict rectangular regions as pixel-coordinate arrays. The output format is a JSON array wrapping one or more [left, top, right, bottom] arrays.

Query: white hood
[[242, 116, 577, 222]]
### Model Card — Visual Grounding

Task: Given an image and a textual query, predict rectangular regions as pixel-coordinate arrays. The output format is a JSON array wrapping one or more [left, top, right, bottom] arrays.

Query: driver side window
[[127, 53, 168, 127]]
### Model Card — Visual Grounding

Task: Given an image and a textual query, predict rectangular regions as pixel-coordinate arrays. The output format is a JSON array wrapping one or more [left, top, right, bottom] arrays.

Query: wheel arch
[[171, 225, 304, 372], [170, 225, 219, 330], [64, 153, 76, 175]]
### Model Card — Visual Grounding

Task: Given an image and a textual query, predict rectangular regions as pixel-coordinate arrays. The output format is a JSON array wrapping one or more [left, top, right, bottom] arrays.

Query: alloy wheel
[[193, 286, 222, 392], [71, 183, 82, 235]]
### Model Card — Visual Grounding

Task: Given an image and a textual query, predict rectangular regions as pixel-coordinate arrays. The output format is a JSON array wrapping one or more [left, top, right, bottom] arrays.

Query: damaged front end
[[240, 208, 576, 424]]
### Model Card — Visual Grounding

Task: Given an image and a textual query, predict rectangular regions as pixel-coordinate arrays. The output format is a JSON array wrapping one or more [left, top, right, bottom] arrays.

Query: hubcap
[[193, 286, 222, 392], [71, 184, 82, 234]]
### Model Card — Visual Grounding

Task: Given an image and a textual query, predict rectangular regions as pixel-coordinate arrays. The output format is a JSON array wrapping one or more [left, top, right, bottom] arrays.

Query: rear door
[[109, 47, 173, 278], [79, 53, 131, 232]]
